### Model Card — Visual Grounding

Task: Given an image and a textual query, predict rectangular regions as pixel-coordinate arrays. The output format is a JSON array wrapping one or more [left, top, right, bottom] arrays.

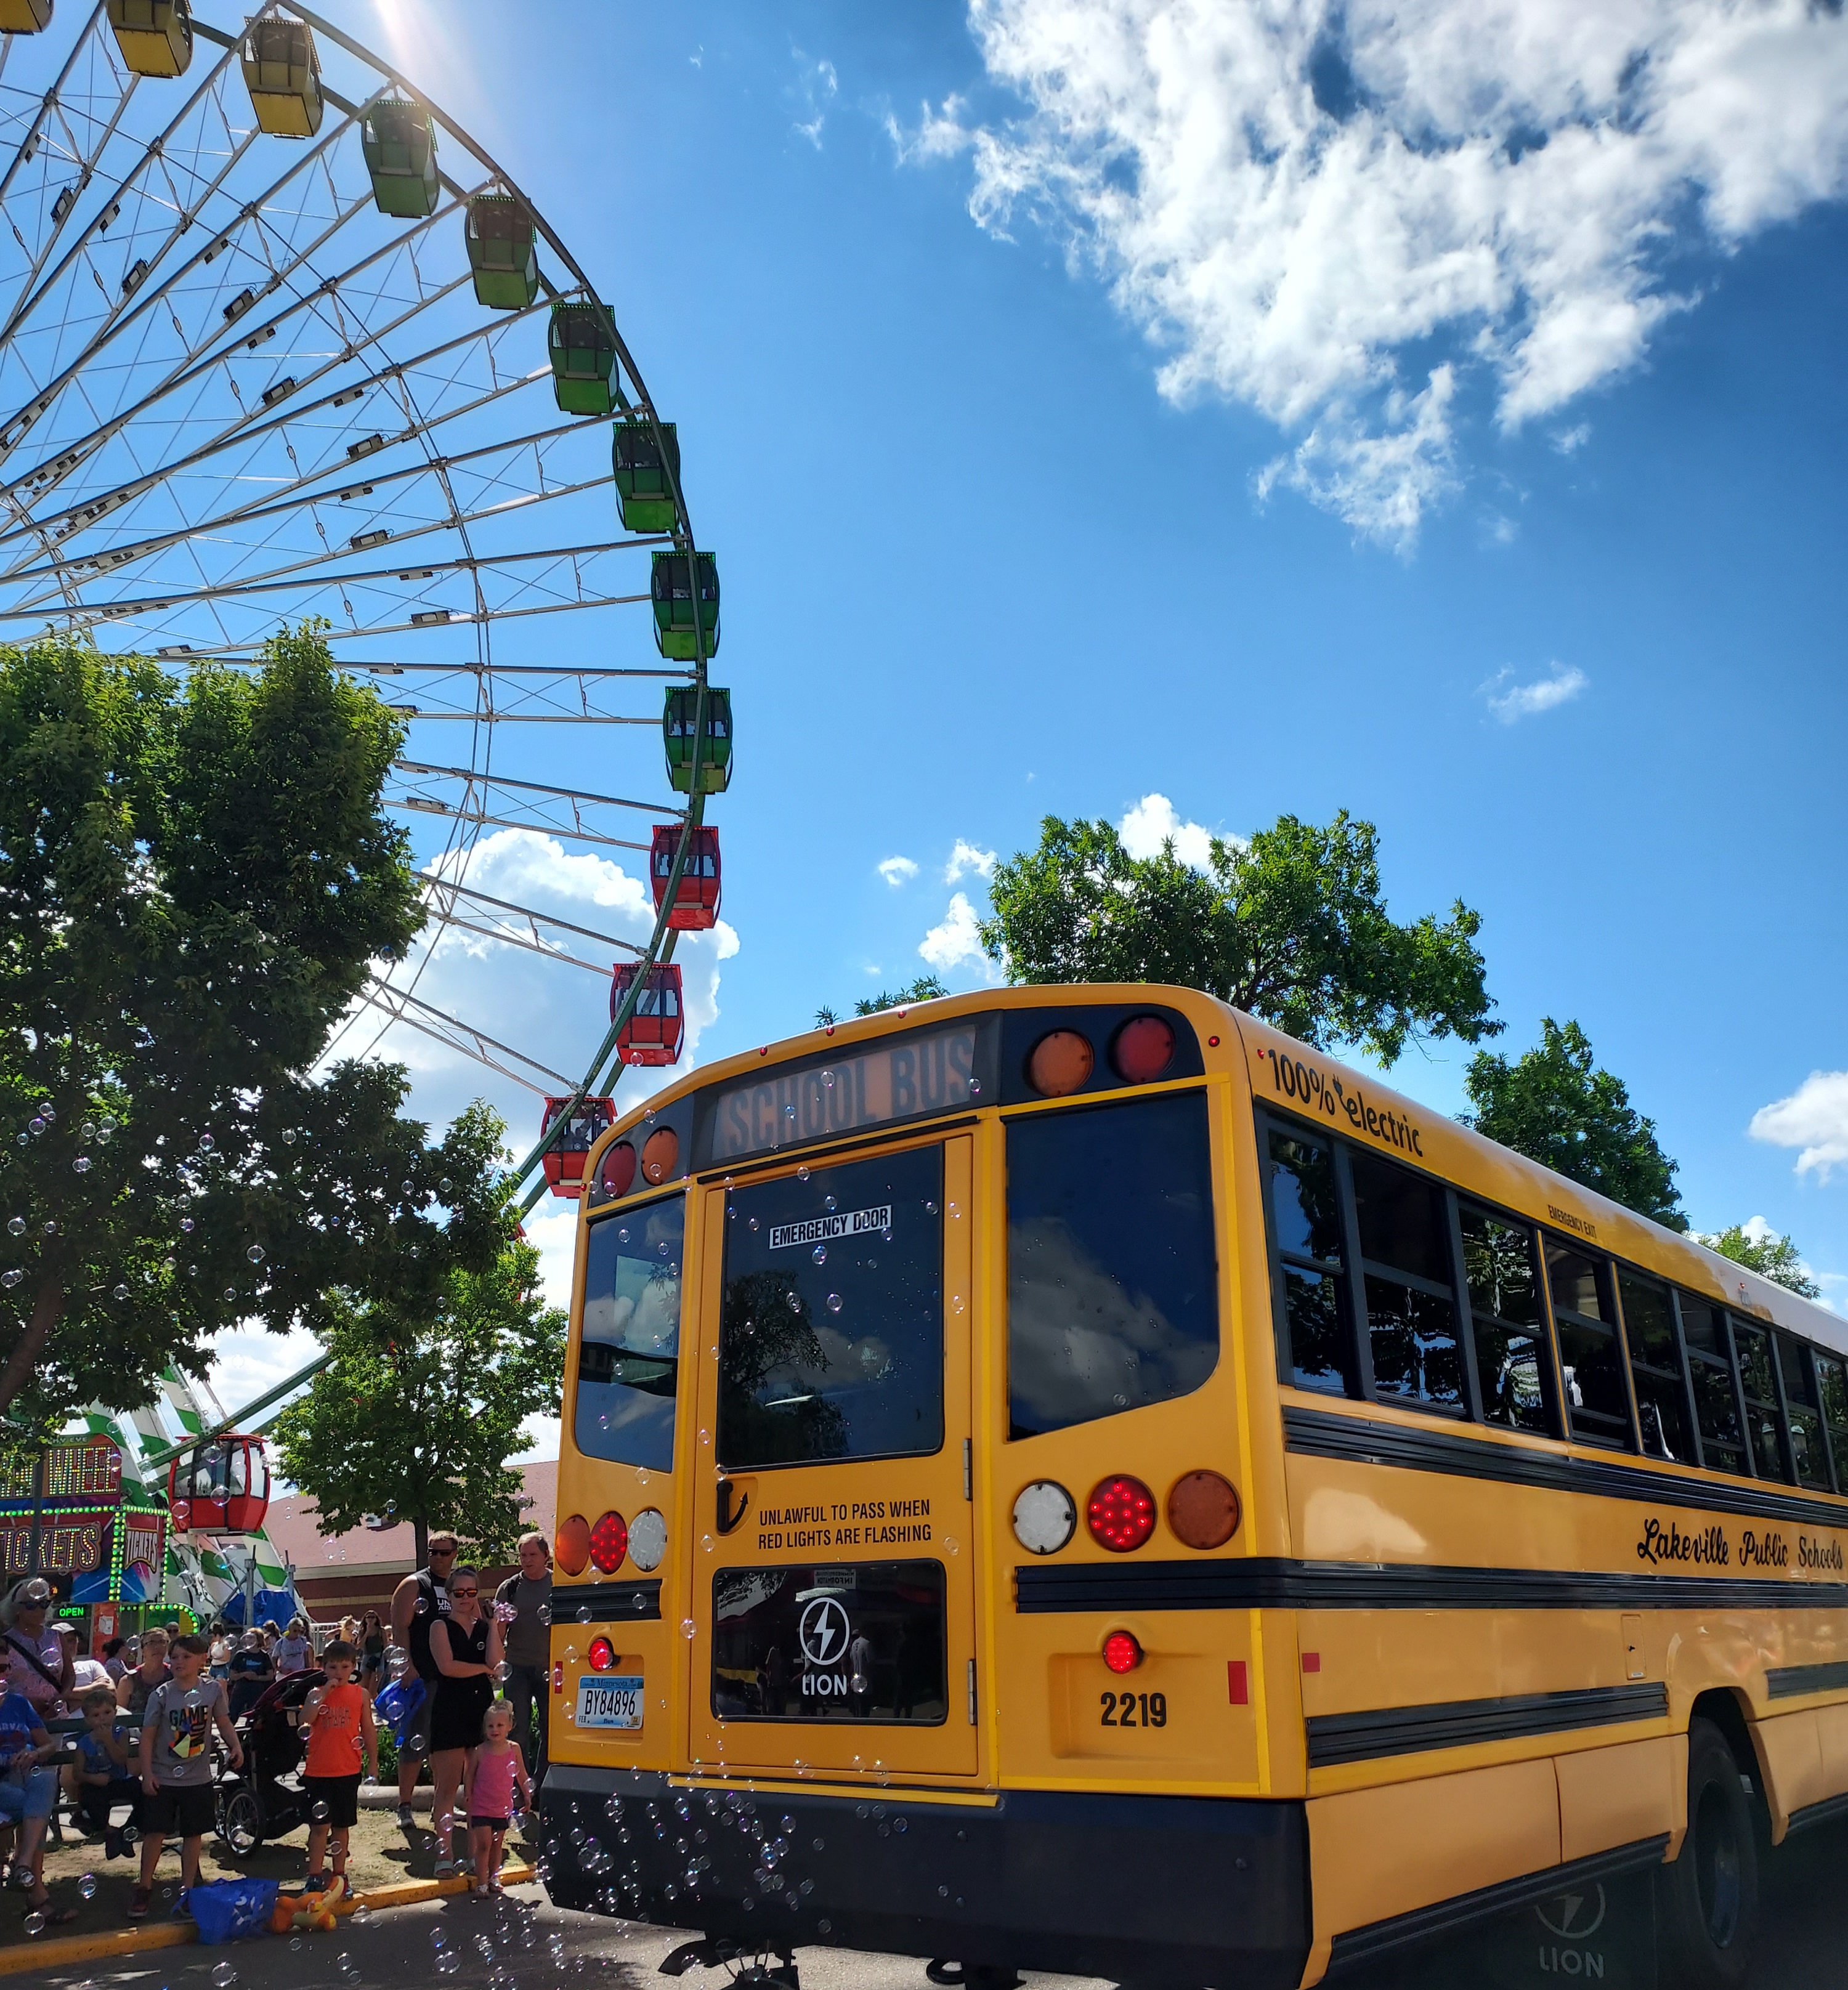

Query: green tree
[[1463, 1018, 1687, 1231], [1700, 1224, 1821, 1299], [272, 1125, 566, 1567], [815, 974, 947, 1030], [0, 627, 502, 1434], [978, 811, 1497, 1065]]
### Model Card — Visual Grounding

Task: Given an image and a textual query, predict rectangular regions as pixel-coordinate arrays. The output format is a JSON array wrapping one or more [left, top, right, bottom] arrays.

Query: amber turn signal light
[[1167, 1470, 1241, 1550], [641, 1126, 679, 1185], [1026, 1029, 1095, 1098], [554, 1513, 590, 1577]]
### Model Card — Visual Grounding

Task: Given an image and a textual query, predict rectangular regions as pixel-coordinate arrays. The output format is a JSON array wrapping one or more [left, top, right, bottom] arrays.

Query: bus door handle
[[716, 1478, 753, 1536]]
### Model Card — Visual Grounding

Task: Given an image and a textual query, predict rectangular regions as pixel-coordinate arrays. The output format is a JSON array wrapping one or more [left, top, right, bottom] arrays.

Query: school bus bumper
[[541, 1768, 1311, 1988]]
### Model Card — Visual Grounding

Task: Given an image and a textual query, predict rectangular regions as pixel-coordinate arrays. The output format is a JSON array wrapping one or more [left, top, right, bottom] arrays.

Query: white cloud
[[877, 855, 920, 887], [1481, 663, 1587, 722], [1751, 1070, 1848, 1180], [1118, 792, 1222, 868], [792, 51, 838, 147], [920, 891, 991, 972], [1554, 423, 1592, 456], [899, 0, 1848, 543], [944, 838, 997, 884]]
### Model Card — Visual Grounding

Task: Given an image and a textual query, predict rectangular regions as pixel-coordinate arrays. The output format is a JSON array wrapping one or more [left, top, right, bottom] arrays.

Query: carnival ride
[[0, 2, 727, 1534]]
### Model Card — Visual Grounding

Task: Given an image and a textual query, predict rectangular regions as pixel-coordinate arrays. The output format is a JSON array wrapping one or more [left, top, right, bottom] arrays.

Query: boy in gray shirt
[[132, 1632, 241, 1920]]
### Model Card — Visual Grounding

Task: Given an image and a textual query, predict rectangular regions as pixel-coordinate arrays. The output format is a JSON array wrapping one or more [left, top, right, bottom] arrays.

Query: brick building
[[262, 1459, 557, 1626]]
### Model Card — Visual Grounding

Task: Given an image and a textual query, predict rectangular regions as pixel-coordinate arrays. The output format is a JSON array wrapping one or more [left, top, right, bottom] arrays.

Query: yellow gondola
[[107, 0, 192, 76], [241, 17, 323, 139]]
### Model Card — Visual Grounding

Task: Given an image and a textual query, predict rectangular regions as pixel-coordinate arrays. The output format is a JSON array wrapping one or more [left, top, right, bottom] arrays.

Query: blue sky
[[222, 0, 1848, 1420]]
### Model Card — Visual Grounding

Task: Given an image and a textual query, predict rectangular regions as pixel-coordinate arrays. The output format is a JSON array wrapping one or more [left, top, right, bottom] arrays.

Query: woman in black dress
[[427, 1565, 501, 1876]]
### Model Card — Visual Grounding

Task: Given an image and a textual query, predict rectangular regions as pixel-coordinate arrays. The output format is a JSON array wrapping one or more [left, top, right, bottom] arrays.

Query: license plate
[[576, 1676, 644, 1729]]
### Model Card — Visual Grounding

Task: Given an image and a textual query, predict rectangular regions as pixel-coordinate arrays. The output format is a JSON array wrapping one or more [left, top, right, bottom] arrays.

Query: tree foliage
[[815, 975, 947, 1030], [0, 628, 501, 1433], [1700, 1224, 1820, 1299], [978, 811, 1497, 1065], [272, 1121, 566, 1569], [1464, 1017, 1687, 1231]]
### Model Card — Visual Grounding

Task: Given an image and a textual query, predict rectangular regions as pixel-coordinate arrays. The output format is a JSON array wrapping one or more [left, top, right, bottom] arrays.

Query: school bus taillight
[[598, 1141, 636, 1197], [1103, 1631, 1143, 1675], [1167, 1469, 1241, 1549], [555, 1513, 590, 1576], [1026, 1028, 1093, 1096], [589, 1510, 628, 1573], [1111, 1014, 1175, 1084], [587, 1636, 616, 1672], [1087, 1474, 1157, 1552]]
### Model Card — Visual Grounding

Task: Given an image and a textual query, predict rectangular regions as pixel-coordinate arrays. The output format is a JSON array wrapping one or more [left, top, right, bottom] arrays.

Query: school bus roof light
[[1111, 1014, 1176, 1085], [555, 1513, 591, 1577], [1026, 1029, 1094, 1098], [1087, 1474, 1157, 1553], [1103, 1631, 1143, 1675], [599, 1141, 637, 1199], [589, 1510, 629, 1574]]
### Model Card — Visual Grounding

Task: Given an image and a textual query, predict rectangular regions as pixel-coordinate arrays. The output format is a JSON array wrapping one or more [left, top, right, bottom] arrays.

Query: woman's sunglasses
[[450, 1587, 479, 1598]]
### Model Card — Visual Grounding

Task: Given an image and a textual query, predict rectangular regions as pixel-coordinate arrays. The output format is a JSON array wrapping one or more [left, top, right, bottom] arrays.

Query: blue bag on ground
[[375, 1672, 425, 1741], [190, 1876, 280, 1944]]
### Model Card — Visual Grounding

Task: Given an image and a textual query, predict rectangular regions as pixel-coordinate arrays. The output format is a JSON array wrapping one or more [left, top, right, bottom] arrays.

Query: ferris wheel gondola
[[0, 1, 729, 1207]]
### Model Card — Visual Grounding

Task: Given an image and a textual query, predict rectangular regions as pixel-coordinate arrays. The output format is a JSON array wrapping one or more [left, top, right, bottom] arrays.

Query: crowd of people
[[0, 1529, 553, 1923]]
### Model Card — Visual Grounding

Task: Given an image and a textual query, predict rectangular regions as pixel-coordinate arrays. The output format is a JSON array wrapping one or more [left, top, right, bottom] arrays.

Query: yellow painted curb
[[0, 1863, 538, 1978]]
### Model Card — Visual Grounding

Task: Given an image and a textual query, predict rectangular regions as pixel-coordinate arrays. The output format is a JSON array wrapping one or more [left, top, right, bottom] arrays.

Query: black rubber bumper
[[540, 1767, 1310, 1989]]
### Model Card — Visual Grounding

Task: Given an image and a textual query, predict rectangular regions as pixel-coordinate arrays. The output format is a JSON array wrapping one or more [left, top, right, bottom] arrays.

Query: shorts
[[0, 1768, 56, 1823], [143, 1782, 216, 1839], [303, 1774, 361, 1829], [469, 1816, 509, 1833], [399, 1676, 437, 1762]]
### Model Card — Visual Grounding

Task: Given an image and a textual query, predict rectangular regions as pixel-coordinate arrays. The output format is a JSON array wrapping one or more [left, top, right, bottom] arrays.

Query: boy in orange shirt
[[301, 1641, 378, 1893]]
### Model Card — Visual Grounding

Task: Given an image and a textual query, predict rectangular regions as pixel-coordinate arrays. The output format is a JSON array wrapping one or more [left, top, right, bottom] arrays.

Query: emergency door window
[[718, 1145, 945, 1468]]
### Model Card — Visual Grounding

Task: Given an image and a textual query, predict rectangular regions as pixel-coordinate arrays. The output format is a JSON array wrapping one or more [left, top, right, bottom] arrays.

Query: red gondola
[[649, 824, 721, 931], [167, 1436, 271, 1535], [540, 1094, 616, 1197], [610, 962, 685, 1067]]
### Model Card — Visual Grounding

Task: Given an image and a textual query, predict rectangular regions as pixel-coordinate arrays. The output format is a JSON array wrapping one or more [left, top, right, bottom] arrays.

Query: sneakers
[[305, 1872, 330, 1894], [396, 1804, 415, 1827], [128, 1886, 152, 1920]]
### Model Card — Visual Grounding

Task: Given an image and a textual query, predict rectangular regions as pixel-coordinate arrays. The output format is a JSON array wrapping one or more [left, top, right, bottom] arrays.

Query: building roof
[[256, 1458, 557, 1582]]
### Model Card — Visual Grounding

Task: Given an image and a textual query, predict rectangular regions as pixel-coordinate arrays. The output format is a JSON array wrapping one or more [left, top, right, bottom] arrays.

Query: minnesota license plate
[[576, 1675, 644, 1729]]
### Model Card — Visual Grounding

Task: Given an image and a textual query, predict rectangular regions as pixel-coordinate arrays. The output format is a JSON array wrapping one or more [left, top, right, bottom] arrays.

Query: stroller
[[215, 1666, 324, 1853]]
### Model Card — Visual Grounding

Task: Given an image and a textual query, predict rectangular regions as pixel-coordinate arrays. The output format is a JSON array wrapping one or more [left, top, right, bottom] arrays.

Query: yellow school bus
[[539, 986, 1848, 1988]]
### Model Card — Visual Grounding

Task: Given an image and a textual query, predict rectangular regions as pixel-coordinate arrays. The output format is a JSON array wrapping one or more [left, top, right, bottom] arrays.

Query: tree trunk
[[0, 1268, 65, 1418], [413, 1512, 428, 1571]]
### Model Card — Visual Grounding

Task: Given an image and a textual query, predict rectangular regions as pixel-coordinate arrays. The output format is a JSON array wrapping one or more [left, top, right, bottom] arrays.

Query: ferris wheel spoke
[[353, 976, 573, 1096], [418, 876, 642, 970]]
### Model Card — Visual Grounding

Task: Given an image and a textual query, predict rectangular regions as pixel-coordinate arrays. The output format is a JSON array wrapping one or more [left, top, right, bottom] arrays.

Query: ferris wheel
[[0, 0, 729, 1212]]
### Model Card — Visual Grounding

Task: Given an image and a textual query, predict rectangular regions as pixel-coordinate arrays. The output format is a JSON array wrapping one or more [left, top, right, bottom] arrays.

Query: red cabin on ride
[[540, 1095, 616, 1197], [649, 823, 721, 930], [166, 1436, 271, 1535], [610, 961, 685, 1066]]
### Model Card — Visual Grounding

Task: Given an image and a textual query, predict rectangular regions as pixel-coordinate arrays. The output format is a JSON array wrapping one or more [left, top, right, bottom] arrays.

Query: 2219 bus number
[[1100, 1691, 1167, 1728]]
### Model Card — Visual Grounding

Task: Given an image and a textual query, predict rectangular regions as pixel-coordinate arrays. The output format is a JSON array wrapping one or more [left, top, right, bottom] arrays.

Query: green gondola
[[662, 685, 732, 795], [361, 97, 439, 219], [464, 192, 539, 310], [612, 419, 680, 533], [549, 299, 619, 416], [650, 550, 719, 662]]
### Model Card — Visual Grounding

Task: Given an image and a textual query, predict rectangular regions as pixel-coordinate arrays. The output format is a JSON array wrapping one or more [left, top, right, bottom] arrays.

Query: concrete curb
[[0, 1863, 538, 1977]]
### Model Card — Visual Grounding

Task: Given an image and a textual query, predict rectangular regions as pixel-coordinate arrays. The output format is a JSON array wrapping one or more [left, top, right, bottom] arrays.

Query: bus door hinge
[[967, 1657, 977, 1726], [962, 1438, 971, 1502]]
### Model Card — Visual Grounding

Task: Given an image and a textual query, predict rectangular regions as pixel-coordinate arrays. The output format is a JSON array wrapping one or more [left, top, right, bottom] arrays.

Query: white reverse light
[[1012, 1480, 1076, 1556], [628, 1508, 668, 1572]]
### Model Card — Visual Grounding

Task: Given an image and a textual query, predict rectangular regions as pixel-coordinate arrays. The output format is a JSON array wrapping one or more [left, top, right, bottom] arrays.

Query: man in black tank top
[[389, 1532, 458, 1826]]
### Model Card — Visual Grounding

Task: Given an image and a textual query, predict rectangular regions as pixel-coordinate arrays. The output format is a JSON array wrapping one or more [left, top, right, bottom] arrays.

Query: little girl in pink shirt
[[468, 1701, 531, 1898]]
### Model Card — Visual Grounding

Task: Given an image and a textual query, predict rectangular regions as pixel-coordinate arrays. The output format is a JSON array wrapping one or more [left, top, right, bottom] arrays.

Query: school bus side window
[[1266, 1124, 1352, 1397], [1730, 1318, 1792, 1482], [1006, 1091, 1218, 1440], [1814, 1351, 1848, 1490], [1350, 1149, 1463, 1415], [574, 1196, 684, 1473], [1618, 1271, 1695, 1464], [1775, 1333, 1828, 1490], [1676, 1295, 1748, 1475], [1459, 1204, 1554, 1436], [1544, 1242, 1635, 1451]]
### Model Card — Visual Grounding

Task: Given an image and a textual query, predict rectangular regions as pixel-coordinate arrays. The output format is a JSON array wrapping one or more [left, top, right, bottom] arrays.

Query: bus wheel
[[1658, 1717, 1760, 1989]]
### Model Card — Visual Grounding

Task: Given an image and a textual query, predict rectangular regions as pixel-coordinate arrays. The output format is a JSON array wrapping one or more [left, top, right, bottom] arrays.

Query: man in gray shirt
[[494, 1531, 553, 1791]]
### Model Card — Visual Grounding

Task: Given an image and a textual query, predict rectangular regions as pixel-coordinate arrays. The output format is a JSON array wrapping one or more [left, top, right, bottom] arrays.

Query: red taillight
[[1112, 1015, 1175, 1085], [588, 1636, 616, 1672], [589, 1510, 628, 1574], [1087, 1474, 1157, 1552], [1103, 1631, 1142, 1675], [600, 1141, 637, 1198]]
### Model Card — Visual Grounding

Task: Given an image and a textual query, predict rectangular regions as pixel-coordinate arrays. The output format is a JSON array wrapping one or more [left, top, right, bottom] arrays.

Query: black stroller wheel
[[219, 1786, 262, 1855]]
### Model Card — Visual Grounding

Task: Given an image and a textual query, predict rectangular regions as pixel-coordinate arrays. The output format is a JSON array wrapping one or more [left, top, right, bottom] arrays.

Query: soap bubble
[[811, 1245, 826, 1266], [537, 1604, 551, 1626], [435, 1954, 461, 1975], [78, 1872, 99, 1899], [796, 1165, 810, 1181], [198, 1133, 213, 1151], [822, 1195, 837, 1213], [210, 1966, 237, 1989], [246, 1245, 264, 1264], [826, 1293, 843, 1313], [27, 1117, 44, 1136], [73, 1155, 91, 1173], [282, 1128, 298, 1145], [113, 1284, 129, 1300], [311, 1800, 330, 1821], [1, 1271, 20, 1289], [5, 1216, 20, 1235], [22, 1911, 44, 1936], [180, 1217, 194, 1232], [290, 1936, 303, 1951], [748, 1216, 759, 1231], [223, 1287, 237, 1302], [41, 1219, 55, 1235], [681, 1619, 696, 1640]]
